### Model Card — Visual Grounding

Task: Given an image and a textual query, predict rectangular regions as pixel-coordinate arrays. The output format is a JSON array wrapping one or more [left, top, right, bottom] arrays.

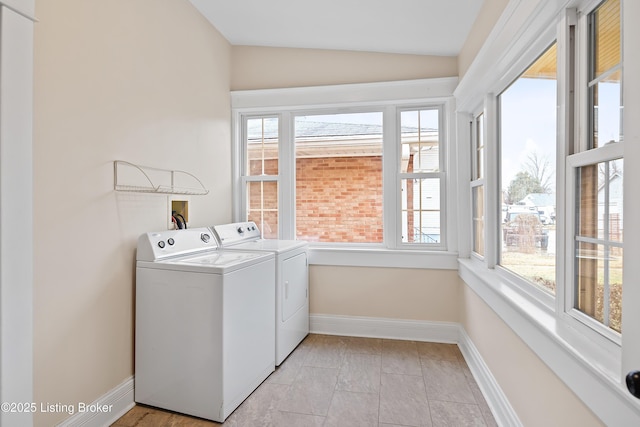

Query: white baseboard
[[457, 328, 522, 427], [57, 376, 134, 427], [310, 314, 520, 427], [310, 314, 460, 343]]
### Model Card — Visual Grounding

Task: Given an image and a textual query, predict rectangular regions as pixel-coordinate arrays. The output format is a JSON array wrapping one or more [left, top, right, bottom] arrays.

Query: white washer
[[212, 222, 309, 366], [135, 227, 275, 423]]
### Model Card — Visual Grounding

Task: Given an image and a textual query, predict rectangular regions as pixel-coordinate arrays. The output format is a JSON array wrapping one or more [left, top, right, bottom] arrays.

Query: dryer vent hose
[[172, 211, 187, 229]]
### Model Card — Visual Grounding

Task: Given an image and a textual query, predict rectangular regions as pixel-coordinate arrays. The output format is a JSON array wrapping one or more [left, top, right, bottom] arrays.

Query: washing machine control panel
[[213, 221, 262, 246], [137, 228, 218, 261]]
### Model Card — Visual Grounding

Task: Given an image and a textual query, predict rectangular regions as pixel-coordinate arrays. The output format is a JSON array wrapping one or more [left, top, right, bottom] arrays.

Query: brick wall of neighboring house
[[248, 159, 279, 238], [248, 156, 383, 242], [296, 156, 383, 243]]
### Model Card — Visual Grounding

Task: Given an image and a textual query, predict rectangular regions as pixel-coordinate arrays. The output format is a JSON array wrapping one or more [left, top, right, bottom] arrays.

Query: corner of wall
[[457, 0, 510, 79]]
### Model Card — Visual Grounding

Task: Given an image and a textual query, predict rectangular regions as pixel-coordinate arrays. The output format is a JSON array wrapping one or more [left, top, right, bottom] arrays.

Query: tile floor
[[112, 334, 497, 427]]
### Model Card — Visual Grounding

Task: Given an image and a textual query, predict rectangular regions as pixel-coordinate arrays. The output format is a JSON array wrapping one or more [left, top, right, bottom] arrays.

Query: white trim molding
[[309, 247, 459, 270], [309, 313, 519, 427], [310, 314, 460, 343], [457, 328, 522, 427], [455, 0, 572, 113], [56, 377, 134, 427], [0, 6, 34, 427], [231, 77, 458, 110], [1, 0, 36, 21]]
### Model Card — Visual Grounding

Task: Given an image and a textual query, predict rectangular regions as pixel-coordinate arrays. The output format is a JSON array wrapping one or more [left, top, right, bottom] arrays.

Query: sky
[[500, 77, 622, 191], [500, 78, 557, 190]]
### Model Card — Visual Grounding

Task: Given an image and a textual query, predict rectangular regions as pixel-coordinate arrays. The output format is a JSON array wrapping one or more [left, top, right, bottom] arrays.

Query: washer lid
[[140, 250, 274, 274]]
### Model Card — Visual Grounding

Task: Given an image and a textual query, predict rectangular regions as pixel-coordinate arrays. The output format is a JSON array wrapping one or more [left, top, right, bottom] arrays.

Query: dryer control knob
[[158, 241, 166, 249], [201, 233, 211, 243], [237, 227, 244, 234], [167, 238, 175, 246]]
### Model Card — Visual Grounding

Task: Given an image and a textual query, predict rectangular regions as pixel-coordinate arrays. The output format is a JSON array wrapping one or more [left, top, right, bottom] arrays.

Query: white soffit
[[189, 0, 483, 56]]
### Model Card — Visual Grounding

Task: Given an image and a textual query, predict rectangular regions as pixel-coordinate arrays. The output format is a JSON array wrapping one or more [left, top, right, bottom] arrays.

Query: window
[[588, 0, 622, 149], [234, 83, 453, 252], [294, 112, 383, 243], [499, 42, 557, 294], [244, 116, 279, 238], [399, 108, 444, 245], [569, 0, 623, 335], [471, 113, 485, 257], [574, 158, 624, 332]]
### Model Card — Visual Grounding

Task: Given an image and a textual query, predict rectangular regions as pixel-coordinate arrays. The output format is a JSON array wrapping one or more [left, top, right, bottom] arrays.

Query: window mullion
[[576, 11, 591, 154], [557, 8, 577, 318], [602, 161, 611, 328], [484, 94, 498, 269], [383, 106, 398, 248], [588, 63, 622, 87], [243, 175, 278, 182], [398, 172, 443, 180], [279, 112, 294, 239]]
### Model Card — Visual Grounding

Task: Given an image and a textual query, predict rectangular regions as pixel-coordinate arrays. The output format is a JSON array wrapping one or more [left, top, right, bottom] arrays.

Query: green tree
[[506, 171, 545, 204]]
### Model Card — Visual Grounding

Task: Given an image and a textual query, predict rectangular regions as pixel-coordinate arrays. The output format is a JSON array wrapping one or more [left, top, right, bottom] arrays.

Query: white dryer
[[212, 222, 309, 366], [135, 227, 275, 423]]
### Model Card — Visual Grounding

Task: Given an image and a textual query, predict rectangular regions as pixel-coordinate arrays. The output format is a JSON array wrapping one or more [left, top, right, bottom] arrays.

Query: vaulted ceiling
[[189, 0, 484, 56]]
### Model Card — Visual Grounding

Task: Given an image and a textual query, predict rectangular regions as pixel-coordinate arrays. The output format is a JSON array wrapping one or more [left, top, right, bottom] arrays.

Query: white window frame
[[559, 0, 625, 352], [488, 0, 625, 367], [291, 106, 386, 245], [470, 110, 486, 260], [564, 143, 624, 346], [396, 105, 447, 250], [455, 0, 639, 424], [231, 78, 459, 269], [240, 114, 281, 234], [494, 32, 559, 313]]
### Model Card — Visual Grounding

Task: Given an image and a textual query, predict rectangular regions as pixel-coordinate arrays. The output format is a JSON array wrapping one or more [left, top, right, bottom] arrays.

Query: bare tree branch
[[524, 151, 554, 193]]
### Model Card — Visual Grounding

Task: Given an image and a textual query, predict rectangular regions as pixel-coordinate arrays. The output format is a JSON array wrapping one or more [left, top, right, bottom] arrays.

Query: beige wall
[[458, 0, 509, 78], [310, 266, 460, 322], [29, 2, 606, 426], [33, 0, 231, 425], [460, 281, 604, 426], [231, 46, 457, 90]]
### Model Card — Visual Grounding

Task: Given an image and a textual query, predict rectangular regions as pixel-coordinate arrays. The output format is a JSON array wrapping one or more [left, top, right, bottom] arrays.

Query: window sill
[[458, 258, 640, 425], [308, 246, 458, 269]]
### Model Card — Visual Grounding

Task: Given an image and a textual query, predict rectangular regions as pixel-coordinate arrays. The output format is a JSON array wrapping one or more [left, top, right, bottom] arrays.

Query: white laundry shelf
[[113, 160, 209, 195]]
